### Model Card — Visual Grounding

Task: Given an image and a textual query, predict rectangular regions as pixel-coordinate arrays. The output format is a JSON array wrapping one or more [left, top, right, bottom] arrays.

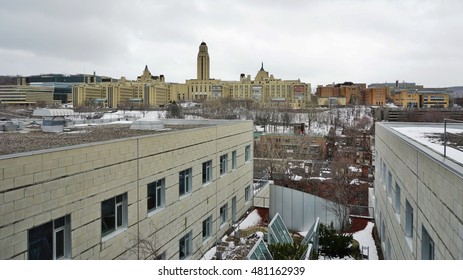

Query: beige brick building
[[222, 64, 311, 109], [374, 122, 463, 259], [72, 66, 168, 108], [0, 85, 56, 106], [392, 90, 421, 108], [0, 119, 254, 260], [72, 42, 312, 109], [175, 43, 312, 109]]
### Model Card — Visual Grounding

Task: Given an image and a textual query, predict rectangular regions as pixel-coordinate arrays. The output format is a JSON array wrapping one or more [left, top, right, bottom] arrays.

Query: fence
[[253, 173, 270, 208], [253, 173, 269, 192]]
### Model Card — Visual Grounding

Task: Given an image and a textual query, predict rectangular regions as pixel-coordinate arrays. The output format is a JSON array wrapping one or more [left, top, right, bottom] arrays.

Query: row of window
[[181, 189, 253, 259], [28, 183, 253, 259], [377, 154, 434, 259], [151, 145, 251, 213], [27, 146, 251, 259]]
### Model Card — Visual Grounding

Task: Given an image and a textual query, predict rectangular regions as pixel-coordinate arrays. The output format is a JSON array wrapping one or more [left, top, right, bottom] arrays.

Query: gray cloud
[[1, 0, 462, 87]]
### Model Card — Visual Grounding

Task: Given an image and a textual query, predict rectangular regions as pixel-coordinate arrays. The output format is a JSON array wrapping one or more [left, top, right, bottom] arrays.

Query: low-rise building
[[72, 67, 169, 108], [317, 83, 386, 106], [374, 122, 463, 259], [0, 85, 55, 106], [0, 119, 254, 260], [316, 82, 366, 105]]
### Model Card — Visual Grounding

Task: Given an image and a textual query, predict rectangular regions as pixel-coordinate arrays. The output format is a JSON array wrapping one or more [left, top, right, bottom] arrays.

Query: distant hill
[[447, 86, 463, 98]]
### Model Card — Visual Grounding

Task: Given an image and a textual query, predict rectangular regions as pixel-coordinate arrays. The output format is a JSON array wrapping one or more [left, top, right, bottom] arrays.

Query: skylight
[[247, 236, 273, 260], [267, 213, 293, 245]]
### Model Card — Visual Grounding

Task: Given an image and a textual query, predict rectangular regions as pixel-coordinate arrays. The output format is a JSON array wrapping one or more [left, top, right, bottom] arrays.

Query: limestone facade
[[374, 122, 463, 259], [0, 120, 254, 259]]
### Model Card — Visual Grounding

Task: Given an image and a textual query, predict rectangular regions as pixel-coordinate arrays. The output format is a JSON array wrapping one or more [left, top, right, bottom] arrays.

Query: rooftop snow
[[391, 124, 463, 164]]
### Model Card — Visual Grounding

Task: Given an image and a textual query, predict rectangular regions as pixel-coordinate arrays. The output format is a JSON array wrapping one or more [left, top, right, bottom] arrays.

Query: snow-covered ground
[[66, 105, 373, 138], [353, 221, 378, 260], [236, 210, 262, 229], [201, 209, 264, 260]]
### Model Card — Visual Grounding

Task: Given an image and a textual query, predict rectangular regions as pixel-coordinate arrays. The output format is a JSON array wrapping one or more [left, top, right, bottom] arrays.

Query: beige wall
[[0, 120, 254, 260], [374, 122, 463, 259], [0, 85, 55, 105]]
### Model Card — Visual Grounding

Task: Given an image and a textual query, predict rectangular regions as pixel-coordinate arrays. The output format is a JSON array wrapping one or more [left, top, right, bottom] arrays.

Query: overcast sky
[[1, 0, 462, 88]]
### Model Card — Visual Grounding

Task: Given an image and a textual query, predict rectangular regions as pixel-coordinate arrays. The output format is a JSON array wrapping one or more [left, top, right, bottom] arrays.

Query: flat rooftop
[[380, 122, 463, 168], [0, 119, 246, 156]]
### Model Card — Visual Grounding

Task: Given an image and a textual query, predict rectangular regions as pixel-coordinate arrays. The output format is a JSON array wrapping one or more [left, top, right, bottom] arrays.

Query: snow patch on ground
[[237, 209, 262, 229], [353, 221, 378, 260]]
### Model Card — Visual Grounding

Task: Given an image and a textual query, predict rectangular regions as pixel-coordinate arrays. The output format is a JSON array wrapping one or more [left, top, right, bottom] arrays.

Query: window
[[387, 171, 392, 198], [386, 238, 391, 260], [309, 145, 320, 154], [375, 153, 380, 176], [245, 185, 252, 202], [28, 215, 71, 260], [147, 179, 165, 213], [382, 162, 386, 187], [405, 200, 413, 240], [179, 231, 192, 260], [421, 226, 435, 260], [232, 196, 237, 223], [202, 160, 212, 184], [245, 145, 251, 162], [395, 183, 401, 215], [231, 151, 237, 170], [179, 168, 192, 196], [155, 251, 166, 260], [202, 216, 212, 241], [220, 154, 228, 175], [381, 216, 386, 243], [101, 193, 127, 238], [220, 203, 228, 226]]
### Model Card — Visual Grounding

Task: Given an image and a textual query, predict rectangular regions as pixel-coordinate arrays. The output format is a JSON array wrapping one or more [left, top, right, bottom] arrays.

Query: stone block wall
[[0, 120, 254, 259]]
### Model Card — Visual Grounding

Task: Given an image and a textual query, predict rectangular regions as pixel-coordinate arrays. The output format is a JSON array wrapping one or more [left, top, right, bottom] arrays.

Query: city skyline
[[1, 0, 462, 88]]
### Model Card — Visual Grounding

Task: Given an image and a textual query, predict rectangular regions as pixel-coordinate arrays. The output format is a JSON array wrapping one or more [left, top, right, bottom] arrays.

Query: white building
[[0, 119, 254, 260], [374, 122, 463, 259]]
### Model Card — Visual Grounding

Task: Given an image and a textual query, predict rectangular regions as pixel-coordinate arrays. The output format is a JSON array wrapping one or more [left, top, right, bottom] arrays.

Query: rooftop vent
[[130, 117, 164, 130], [32, 108, 74, 132]]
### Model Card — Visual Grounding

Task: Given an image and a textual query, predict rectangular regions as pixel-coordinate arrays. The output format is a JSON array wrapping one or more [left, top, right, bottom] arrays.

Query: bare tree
[[307, 102, 319, 131], [254, 137, 288, 180], [324, 147, 357, 231], [254, 109, 271, 132], [166, 101, 184, 118], [282, 112, 293, 133], [126, 223, 162, 260]]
